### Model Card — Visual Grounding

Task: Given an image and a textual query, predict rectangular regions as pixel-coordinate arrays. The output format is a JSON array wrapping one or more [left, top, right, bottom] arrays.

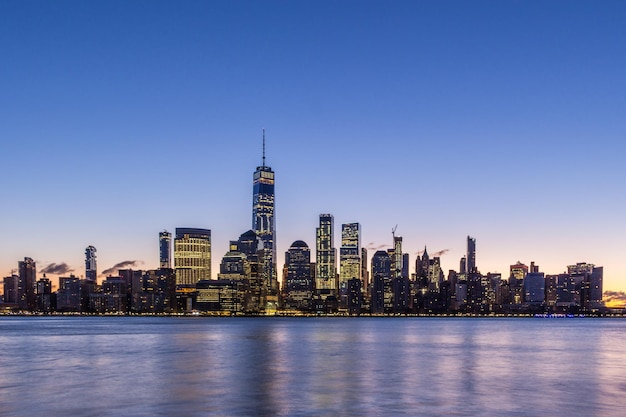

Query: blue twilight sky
[[1, 0, 625, 292]]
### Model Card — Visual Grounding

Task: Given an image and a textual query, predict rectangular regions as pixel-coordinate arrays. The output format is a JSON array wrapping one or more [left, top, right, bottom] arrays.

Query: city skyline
[[1, 1, 624, 298]]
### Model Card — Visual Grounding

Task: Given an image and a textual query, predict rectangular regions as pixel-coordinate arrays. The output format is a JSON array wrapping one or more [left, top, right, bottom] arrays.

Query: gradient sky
[[1, 0, 625, 294]]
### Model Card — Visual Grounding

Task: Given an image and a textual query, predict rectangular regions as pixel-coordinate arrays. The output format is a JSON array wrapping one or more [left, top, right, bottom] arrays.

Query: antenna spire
[[262, 128, 266, 167]]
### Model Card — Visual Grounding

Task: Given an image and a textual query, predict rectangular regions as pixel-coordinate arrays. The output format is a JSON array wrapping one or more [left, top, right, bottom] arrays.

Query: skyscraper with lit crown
[[159, 230, 172, 269], [252, 130, 278, 310]]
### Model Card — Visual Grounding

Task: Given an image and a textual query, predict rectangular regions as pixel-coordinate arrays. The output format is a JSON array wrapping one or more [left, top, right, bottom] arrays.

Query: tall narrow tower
[[18, 257, 36, 311], [252, 130, 278, 304], [467, 236, 476, 273], [159, 230, 172, 269], [85, 246, 97, 282], [339, 224, 361, 285], [316, 214, 336, 296]]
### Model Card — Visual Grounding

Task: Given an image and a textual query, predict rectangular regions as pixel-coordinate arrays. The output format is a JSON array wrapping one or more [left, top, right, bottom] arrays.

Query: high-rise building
[[159, 230, 172, 269], [392, 233, 403, 280], [57, 275, 81, 312], [467, 236, 476, 273], [370, 250, 391, 314], [339, 223, 361, 306], [361, 247, 369, 294], [85, 246, 97, 282], [252, 130, 278, 309], [229, 230, 267, 314], [36, 276, 52, 312], [3, 275, 19, 304], [174, 228, 211, 286], [284, 240, 314, 310], [18, 257, 36, 311], [567, 262, 603, 309], [524, 271, 545, 305], [316, 214, 336, 295], [510, 262, 528, 281]]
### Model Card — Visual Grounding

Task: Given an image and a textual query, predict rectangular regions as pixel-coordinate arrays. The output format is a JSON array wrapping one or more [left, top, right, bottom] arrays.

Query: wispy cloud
[[604, 291, 626, 306], [101, 260, 143, 276], [39, 262, 73, 275]]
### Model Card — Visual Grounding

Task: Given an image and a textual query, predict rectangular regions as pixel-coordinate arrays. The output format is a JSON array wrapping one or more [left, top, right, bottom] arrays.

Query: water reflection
[[1, 317, 625, 416]]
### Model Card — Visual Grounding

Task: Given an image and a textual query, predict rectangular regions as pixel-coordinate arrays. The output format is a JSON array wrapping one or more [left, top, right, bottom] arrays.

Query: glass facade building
[[316, 214, 336, 294], [159, 230, 172, 269], [85, 246, 97, 282], [252, 133, 278, 308], [339, 223, 361, 284], [284, 240, 314, 310], [467, 236, 476, 273]]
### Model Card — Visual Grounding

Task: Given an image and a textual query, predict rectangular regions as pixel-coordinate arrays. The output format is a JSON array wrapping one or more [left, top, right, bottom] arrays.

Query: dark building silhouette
[[18, 257, 36, 311], [467, 236, 476, 273], [284, 240, 314, 310], [371, 250, 391, 314]]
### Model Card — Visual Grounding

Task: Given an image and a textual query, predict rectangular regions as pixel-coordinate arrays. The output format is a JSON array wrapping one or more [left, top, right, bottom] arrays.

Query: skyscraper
[[567, 262, 603, 309], [284, 240, 314, 310], [316, 214, 336, 296], [467, 236, 476, 273], [252, 130, 278, 307], [3, 275, 19, 304], [231, 230, 263, 313], [392, 232, 403, 281], [18, 257, 36, 311], [85, 245, 97, 282], [174, 228, 211, 286], [339, 223, 361, 306], [370, 250, 391, 314], [159, 230, 172, 269]]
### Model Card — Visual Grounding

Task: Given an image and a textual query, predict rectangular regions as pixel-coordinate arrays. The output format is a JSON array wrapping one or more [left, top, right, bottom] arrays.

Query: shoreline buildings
[[0, 137, 610, 315]]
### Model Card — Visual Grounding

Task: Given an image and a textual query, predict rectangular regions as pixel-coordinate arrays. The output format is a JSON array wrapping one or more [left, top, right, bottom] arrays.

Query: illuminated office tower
[[510, 262, 528, 283], [159, 230, 172, 269], [391, 233, 403, 280], [85, 246, 97, 282], [316, 214, 336, 296], [390, 231, 409, 313], [174, 228, 211, 286], [18, 257, 37, 311], [284, 240, 314, 310], [339, 223, 361, 305], [509, 261, 528, 304], [467, 236, 476, 273], [252, 130, 278, 306]]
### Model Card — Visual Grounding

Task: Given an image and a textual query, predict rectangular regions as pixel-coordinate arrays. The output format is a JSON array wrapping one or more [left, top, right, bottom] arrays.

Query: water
[[1, 317, 625, 417]]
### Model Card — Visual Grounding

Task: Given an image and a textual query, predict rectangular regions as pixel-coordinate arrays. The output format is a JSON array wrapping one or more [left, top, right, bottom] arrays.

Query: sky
[[1, 0, 625, 295]]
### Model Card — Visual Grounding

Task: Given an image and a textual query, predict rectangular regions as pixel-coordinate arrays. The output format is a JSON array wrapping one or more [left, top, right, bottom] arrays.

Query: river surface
[[0, 316, 625, 416]]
